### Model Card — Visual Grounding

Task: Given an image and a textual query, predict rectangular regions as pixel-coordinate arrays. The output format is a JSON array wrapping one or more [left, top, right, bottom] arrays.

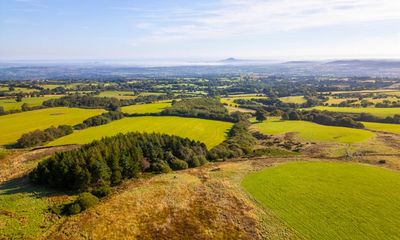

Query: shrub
[[170, 159, 189, 170], [92, 185, 111, 197], [77, 192, 99, 210], [68, 203, 82, 215]]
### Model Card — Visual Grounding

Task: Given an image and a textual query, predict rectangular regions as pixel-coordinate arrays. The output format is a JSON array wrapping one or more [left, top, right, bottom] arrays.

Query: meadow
[[242, 161, 400, 240], [0, 95, 63, 111], [278, 96, 306, 104], [97, 91, 136, 99], [220, 95, 267, 107], [309, 106, 400, 117], [363, 122, 400, 134], [252, 118, 374, 143], [49, 116, 233, 148], [121, 101, 172, 114], [0, 107, 105, 145]]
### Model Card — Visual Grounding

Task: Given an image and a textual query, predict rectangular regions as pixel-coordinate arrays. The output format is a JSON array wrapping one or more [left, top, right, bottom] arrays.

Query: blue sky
[[1, 0, 400, 60]]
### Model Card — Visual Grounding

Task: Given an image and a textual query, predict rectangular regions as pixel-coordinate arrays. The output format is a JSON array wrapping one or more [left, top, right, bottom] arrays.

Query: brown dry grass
[[46, 160, 302, 240], [0, 145, 79, 183]]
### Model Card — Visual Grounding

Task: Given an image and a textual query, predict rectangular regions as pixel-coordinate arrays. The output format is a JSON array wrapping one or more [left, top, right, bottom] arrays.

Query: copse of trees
[[43, 94, 125, 110], [17, 125, 73, 148], [161, 97, 237, 122], [209, 120, 256, 160], [74, 111, 125, 130], [282, 110, 365, 129], [29, 132, 208, 193]]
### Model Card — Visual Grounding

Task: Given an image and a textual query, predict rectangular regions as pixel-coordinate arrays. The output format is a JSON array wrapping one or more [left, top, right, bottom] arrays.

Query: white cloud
[[124, 0, 400, 43]]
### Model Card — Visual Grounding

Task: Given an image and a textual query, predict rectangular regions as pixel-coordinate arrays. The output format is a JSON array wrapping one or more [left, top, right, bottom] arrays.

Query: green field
[[0, 107, 105, 145], [310, 106, 400, 117], [49, 116, 233, 148], [221, 95, 267, 107], [253, 118, 374, 143], [121, 101, 172, 114], [0, 180, 57, 239], [279, 96, 306, 104], [363, 122, 400, 134], [98, 91, 136, 99], [242, 161, 400, 240], [0, 95, 63, 112]]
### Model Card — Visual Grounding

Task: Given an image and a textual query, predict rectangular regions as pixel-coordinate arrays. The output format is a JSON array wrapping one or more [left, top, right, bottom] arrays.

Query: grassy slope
[[49, 116, 233, 149], [309, 106, 400, 117], [363, 122, 400, 134], [0, 180, 58, 239], [121, 101, 172, 114], [242, 161, 400, 240], [253, 118, 374, 143], [0, 107, 105, 145], [221, 95, 267, 107], [0, 95, 63, 111]]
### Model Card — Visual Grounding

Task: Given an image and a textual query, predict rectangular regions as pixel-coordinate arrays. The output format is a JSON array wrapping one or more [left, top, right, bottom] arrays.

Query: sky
[[1, 0, 400, 61]]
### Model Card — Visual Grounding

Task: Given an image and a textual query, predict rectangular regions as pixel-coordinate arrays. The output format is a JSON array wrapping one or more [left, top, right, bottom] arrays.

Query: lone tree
[[255, 110, 267, 122], [15, 94, 23, 102]]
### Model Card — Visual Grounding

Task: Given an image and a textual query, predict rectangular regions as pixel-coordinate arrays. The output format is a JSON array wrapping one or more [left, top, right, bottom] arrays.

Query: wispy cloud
[[117, 0, 400, 44]]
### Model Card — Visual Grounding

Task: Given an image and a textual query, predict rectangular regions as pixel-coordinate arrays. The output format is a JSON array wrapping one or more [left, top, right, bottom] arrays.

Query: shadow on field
[[0, 176, 68, 198]]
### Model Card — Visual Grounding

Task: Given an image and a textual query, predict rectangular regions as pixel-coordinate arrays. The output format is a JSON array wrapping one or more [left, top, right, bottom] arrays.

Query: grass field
[[252, 118, 374, 143], [309, 106, 400, 117], [242, 161, 400, 240], [49, 116, 233, 149], [121, 101, 172, 114], [363, 122, 400, 134], [0, 95, 63, 112], [97, 91, 136, 99], [221, 95, 267, 107], [279, 96, 306, 104], [0, 180, 57, 239], [0, 107, 105, 145]]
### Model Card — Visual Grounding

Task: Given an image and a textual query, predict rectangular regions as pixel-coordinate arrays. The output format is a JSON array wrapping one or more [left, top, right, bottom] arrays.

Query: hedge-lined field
[[0, 107, 105, 145], [49, 116, 233, 149], [252, 118, 374, 143], [121, 101, 172, 114], [309, 106, 400, 118], [0, 95, 63, 111]]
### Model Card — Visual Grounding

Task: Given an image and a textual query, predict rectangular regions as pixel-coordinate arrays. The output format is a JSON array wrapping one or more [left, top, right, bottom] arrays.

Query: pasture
[[279, 96, 306, 104], [121, 101, 172, 114], [0, 95, 63, 111], [221, 95, 267, 107], [252, 118, 374, 143], [363, 122, 400, 134], [242, 161, 400, 240], [49, 116, 233, 148], [0, 107, 105, 145], [309, 106, 400, 118], [97, 91, 136, 99]]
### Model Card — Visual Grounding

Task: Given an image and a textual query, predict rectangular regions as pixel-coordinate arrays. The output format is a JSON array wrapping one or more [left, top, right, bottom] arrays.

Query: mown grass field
[[363, 122, 400, 134], [49, 116, 233, 148], [242, 161, 400, 240], [279, 96, 306, 104], [0, 95, 63, 111], [121, 101, 172, 114], [0, 107, 105, 145], [309, 106, 400, 117], [252, 118, 374, 143]]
